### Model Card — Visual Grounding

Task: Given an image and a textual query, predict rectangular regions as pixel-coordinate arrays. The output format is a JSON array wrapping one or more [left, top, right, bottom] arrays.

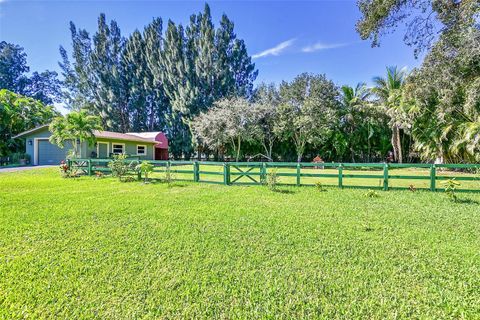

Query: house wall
[[86, 139, 155, 160], [22, 128, 80, 165]]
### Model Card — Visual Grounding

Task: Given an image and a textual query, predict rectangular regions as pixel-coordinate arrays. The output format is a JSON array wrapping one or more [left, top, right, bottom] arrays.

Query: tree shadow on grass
[[456, 197, 480, 205], [273, 188, 296, 194], [168, 183, 188, 188]]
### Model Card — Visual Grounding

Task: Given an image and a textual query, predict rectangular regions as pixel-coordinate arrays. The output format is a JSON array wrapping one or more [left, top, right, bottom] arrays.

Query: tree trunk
[[236, 136, 241, 162], [391, 125, 403, 163], [71, 139, 77, 158]]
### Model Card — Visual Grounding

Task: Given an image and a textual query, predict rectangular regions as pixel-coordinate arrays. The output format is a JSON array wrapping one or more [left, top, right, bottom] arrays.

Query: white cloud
[[301, 42, 348, 53], [252, 38, 296, 59]]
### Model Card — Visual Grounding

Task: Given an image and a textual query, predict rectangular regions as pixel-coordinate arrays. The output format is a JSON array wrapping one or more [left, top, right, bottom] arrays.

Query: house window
[[112, 144, 125, 154], [137, 145, 146, 156]]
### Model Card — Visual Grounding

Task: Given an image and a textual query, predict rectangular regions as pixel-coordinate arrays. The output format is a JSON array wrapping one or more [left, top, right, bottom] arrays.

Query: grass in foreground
[[1, 168, 480, 318]]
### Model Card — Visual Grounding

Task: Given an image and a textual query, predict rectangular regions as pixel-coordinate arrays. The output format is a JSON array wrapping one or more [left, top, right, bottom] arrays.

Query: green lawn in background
[[1, 168, 479, 318]]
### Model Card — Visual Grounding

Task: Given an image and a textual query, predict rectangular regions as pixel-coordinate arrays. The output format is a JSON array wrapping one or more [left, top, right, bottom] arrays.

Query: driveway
[[0, 165, 55, 173]]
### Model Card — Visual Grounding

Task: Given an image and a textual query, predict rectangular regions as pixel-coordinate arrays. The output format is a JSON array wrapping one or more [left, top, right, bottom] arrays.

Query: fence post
[[383, 163, 389, 191], [430, 164, 436, 192], [223, 162, 230, 185], [87, 159, 92, 176], [338, 164, 343, 189], [261, 162, 267, 185], [296, 163, 301, 186], [193, 161, 199, 182]]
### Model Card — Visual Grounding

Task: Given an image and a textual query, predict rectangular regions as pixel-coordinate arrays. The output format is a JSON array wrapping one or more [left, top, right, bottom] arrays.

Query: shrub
[[315, 181, 327, 192], [136, 161, 154, 183], [10, 152, 30, 164], [266, 169, 278, 191], [108, 154, 135, 182], [442, 178, 460, 202], [164, 165, 176, 187], [59, 160, 77, 178], [123, 176, 136, 183], [364, 189, 379, 198]]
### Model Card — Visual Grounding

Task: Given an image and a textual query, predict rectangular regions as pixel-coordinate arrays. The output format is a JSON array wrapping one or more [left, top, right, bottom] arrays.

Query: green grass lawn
[[1, 168, 480, 318]]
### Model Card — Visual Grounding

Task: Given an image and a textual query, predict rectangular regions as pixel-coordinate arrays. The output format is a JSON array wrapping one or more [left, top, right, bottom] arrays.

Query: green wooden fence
[[67, 159, 480, 193]]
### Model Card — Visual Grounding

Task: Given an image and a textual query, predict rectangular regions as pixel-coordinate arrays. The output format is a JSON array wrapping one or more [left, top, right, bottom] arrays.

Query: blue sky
[[0, 0, 421, 91]]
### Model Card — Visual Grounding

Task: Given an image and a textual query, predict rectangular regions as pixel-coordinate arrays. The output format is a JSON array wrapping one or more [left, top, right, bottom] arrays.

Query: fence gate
[[229, 163, 263, 185]]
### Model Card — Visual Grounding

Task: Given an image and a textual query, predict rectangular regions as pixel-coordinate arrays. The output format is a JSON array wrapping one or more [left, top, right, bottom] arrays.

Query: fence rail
[[66, 159, 480, 193]]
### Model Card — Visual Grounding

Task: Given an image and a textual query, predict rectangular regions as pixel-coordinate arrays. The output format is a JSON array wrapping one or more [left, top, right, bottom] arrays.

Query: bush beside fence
[[67, 159, 480, 193]]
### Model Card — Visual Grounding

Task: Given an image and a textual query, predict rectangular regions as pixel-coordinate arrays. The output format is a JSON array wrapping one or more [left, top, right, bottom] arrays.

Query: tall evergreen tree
[[60, 6, 257, 157], [0, 41, 60, 104], [143, 18, 168, 131]]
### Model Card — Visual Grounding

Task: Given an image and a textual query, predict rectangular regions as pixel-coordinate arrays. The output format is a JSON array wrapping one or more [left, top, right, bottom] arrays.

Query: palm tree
[[49, 110, 102, 158], [340, 83, 372, 162], [372, 66, 408, 163]]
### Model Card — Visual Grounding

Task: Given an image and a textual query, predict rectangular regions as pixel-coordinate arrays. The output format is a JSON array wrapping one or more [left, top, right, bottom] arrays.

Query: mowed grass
[[1, 168, 480, 319]]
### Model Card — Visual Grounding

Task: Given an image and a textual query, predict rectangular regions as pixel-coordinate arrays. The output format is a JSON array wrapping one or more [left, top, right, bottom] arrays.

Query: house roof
[[126, 132, 160, 139], [12, 125, 49, 139], [94, 131, 157, 144], [126, 132, 168, 148]]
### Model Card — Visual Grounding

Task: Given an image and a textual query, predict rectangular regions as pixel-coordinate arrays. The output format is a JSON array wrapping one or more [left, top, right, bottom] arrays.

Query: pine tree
[[59, 6, 257, 157], [143, 18, 168, 131], [122, 30, 147, 131]]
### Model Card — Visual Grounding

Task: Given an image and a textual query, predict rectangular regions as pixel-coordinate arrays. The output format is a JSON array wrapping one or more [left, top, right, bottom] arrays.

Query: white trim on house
[[136, 144, 147, 156], [33, 138, 49, 165], [112, 143, 125, 154], [96, 142, 109, 158]]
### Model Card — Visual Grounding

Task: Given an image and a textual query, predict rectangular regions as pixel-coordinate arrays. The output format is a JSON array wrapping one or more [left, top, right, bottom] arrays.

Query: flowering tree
[[192, 97, 254, 161]]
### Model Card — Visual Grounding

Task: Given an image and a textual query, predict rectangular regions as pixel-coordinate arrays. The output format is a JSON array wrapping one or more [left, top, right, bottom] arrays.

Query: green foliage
[[406, 27, 480, 163], [442, 178, 461, 202], [356, 0, 479, 57], [266, 168, 278, 191], [9, 152, 30, 164], [315, 181, 327, 192], [364, 189, 380, 198], [0, 41, 60, 104], [337, 82, 389, 162], [136, 161, 154, 183], [49, 110, 102, 158], [0, 89, 59, 157], [372, 66, 409, 164], [192, 97, 254, 161], [357, 0, 480, 164], [163, 165, 176, 186], [59, 161, 78, 178], [60, 6, 257, 157], [108, 154, 134, 182], [276, 73, 340, 162]]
